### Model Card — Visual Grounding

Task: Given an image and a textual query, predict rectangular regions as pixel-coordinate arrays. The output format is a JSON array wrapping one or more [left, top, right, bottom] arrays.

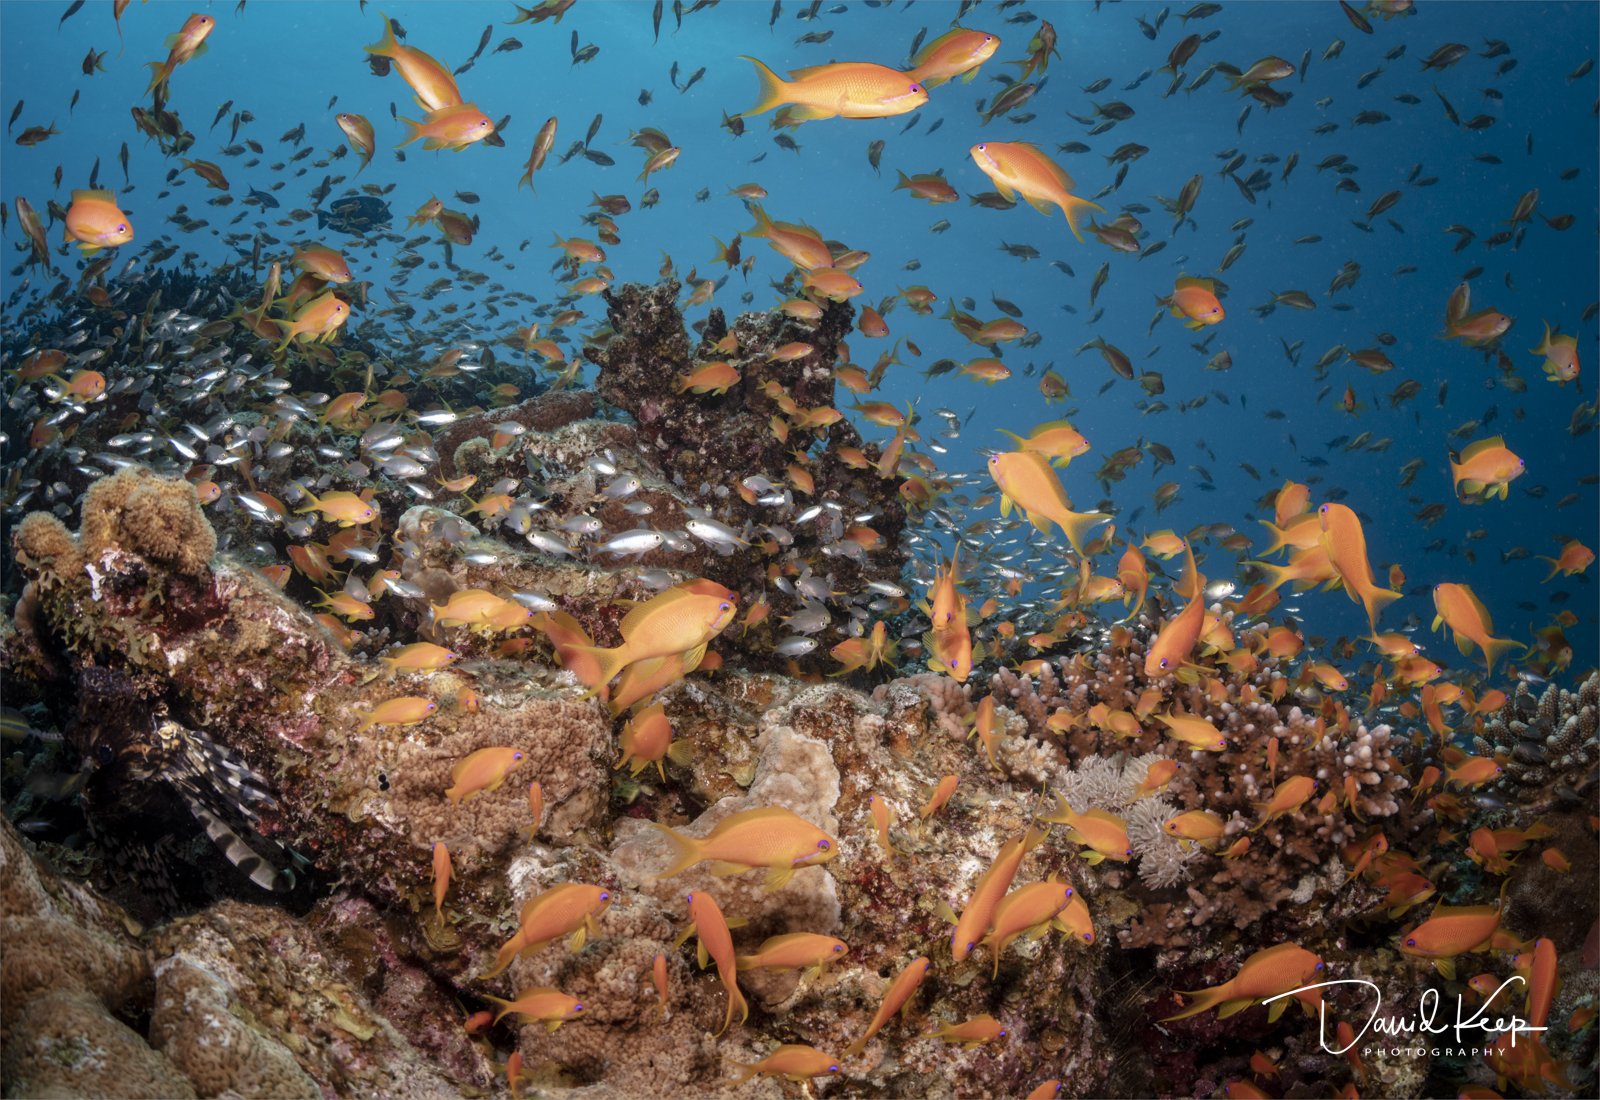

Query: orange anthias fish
[[735, 933, 848, 979], [845, 956, 931, 1056], [364, 14, 463, 112], [1040, 797, 1131, 864], [1537, 539, 1595, 581], [737, 57, 928, 121], [1163, 942, 1326, 1022], [1144, 590, 1208, 676], [908, 27, 1001, 87], [998, 420, 1091, 467], [743, 204, 835, 270], [1318, 503, 1402, 631], [651, 806, 836, 890], [943, 828, 1046, 961], [1529, 322, 1580, 384], [445, 746, 525, 802], [1166, 276, 1225, 329], [1432, 583, 1521, 674], [616, 703, 692, 780], [563, 580, 737, 693], [1449, 437, 1526, 502], [980, 879, 1075, 976], [729, 1045, 840, 1085], [482, 883, 613, 978], [969, 141, 1105, 241], [988, 450, 1110, 555], [676, 890, 748, 1037], [930, 1014, 1008, 1048], [274, 292, 350, 351], [432, 841, 451, 921], [1398, 883, 1507, 979], [398, 103, 497, 150], [146, 12, 214, 95], [482, 987, 587, 1031], [63, 190, 133, 253]]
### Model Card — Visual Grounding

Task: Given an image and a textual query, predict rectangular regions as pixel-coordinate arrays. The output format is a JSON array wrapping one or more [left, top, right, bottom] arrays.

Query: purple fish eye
[[999, 1029, 1008, 1038], [1315, 961, 1325, 970], [817, 838, 831, 850], [910, 83, 924, 93], [686, 893, 695, 903], [1083, 932, 1093, 942], [1064, 887, 1073, 896], [513, 751, 524, 760], [720, 601, 731, 611], [829, 1065, 839, 1073], [1405, 938, 1416, 947], [573, 1003, 584, 1011], [1159, 658, 1170, 669], [118, 223, 127, 232], [977, 143, 987, 151], [832, 944, 844, 952], [599, 891, 610, 901]]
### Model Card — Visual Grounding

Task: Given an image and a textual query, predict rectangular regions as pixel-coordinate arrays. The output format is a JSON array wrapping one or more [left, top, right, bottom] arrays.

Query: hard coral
[[1476, 672, 1599, 810], [12, 511, 81, 577], [80, 466, 217, 576]]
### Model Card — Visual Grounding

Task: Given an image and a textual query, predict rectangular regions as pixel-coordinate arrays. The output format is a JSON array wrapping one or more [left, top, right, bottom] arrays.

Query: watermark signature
[[1262, 977, 1546, 1056]]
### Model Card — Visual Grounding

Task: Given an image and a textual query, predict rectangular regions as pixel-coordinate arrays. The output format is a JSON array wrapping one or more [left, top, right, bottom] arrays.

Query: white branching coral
[[1053, 752, 1200, 889]]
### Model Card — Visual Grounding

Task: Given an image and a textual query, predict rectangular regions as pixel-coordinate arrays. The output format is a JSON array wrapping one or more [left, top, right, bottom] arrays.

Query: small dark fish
[[88, 156, 99, 189], [469, 23, 493, 62], [1083, 77, 1111, 93], [582, 148, 615, 166], [585, 113, 602, 147], [1569, 58, 1594, 81], [770, 0, 782, 28], [681, 66, 706, 93], [867, 139, 884, 173], [1338, 0, 1373, 33], [211, 99, 233, 131], [119, 141, 129, 185], [494, 37, 523, 53], [7, 100, 21, 133], [654, 0, 663, 42], [1421, 43, 1469, 71], [59, 0, 84, 28], [454, 191, 481, 205]]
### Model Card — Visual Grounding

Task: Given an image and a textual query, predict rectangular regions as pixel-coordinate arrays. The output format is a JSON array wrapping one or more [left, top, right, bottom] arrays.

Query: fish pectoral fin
[[1080, 850, 1105, 866], [1433, 957, 1457, 981], [567, 926, 588, 952], [545, 1019, 564, 1032], [1023, 193, 1055, 216], [672, 922, 698, 950], [697, 941, 709, 969], [1266, 998, 1289, 1023], [764, 864, 796, 891], [992, 179, 1016, 201]]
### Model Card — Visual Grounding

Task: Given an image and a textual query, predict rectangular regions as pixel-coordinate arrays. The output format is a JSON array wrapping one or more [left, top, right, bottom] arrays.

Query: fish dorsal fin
[[618, 588, 693, 638], [1458, 436, 1505, 463], [1012, 142, 1078, 193], [1174, 276, 1214, 292], [72, 188, 117, 203]]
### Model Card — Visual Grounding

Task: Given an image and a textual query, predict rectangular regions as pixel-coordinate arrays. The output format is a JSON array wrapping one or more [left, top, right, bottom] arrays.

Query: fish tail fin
[[1162, 985, 1229, 1022], [736, 55, 788, 118], [648, 821, 703, 880], [395, 115, 425, 149], [1062, 194, 1105, 243], [364, 14, 400, 58], [1535, 555, 1561, 583], [1058, 509, 1111, 557], [1479, 634, 1523, 675], [1360, 583, 1403, 630], [894, 169, 913, 191], [560, 643, 625, 691], [144, 61, 173, 96], [744, 202, 774, 240]]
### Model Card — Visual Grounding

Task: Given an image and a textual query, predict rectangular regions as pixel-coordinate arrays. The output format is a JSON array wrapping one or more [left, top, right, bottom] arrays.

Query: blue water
[[2, 0, 1595, 678]]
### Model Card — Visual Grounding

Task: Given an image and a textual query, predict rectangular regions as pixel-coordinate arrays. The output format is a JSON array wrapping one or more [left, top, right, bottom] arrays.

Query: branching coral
[[1475, 672, 1598, 811]]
